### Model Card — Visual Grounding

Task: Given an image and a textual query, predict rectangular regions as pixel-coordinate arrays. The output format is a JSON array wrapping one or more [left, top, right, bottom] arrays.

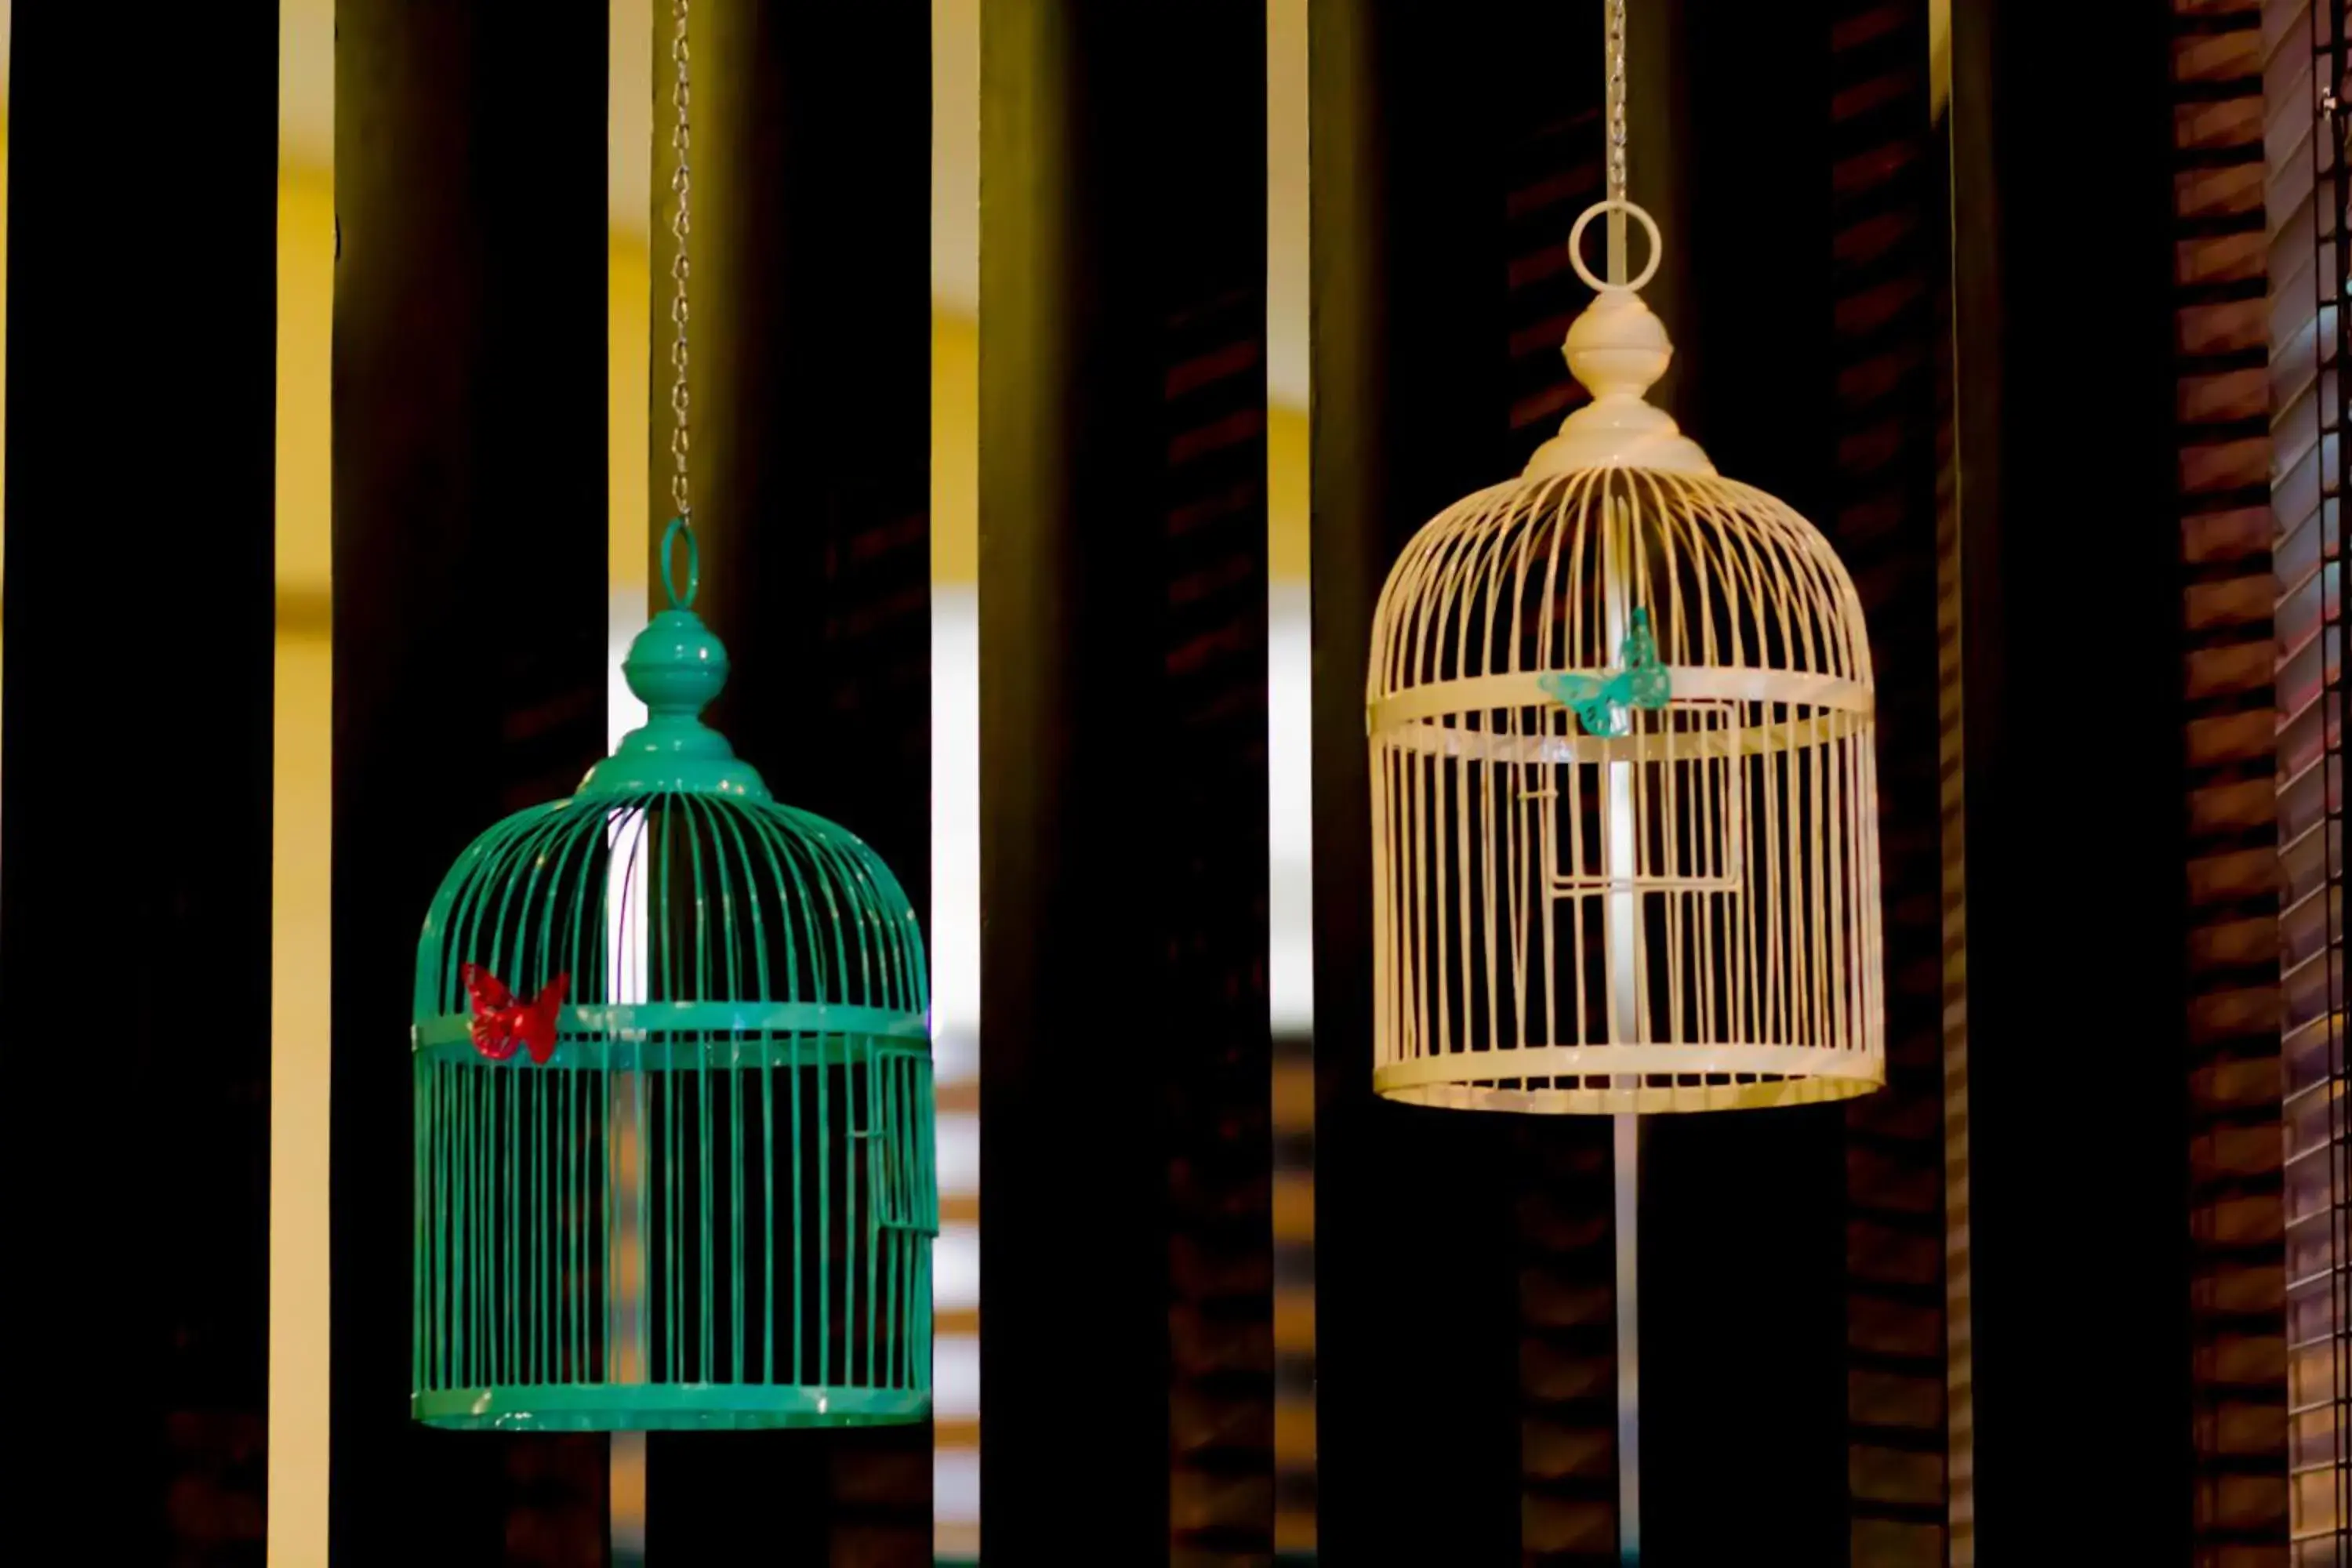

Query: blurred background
[[2, 2, 2343, 1566]]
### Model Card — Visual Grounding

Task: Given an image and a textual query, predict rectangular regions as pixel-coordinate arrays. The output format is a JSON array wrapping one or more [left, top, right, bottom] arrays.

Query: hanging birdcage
[[1367, 198, 1884, 1116], [408, 0, 934, 1431], [410, 574, 936, 1430]]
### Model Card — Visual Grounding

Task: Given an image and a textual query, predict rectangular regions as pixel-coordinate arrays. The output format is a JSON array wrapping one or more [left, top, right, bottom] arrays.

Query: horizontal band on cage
[[1549, 869, 1745, 895], [1370, 707, 1866, 764], [412, 1381, 929, 1432], [1369, 666, 1871, 729], [412, 1000, 930, 1058], [1374, 1042, 1880, 1092]]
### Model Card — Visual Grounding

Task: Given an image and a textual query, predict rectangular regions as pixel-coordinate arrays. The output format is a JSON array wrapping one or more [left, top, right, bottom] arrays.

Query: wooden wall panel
[[330, 8, 612, 1562], [1828, 5, 1953, 1563], [1949, 0, 2200, 1556], [0, 5, 278, 1559], [978, 3, 1269, 1560], [1308, 2, 1527, 1561], [1640, 5, 1852, 1558]]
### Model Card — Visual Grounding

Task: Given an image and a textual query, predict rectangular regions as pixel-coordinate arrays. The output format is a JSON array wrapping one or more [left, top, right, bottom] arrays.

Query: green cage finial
[[581, 594, 768, 802], [410, 607, 936, 1432]]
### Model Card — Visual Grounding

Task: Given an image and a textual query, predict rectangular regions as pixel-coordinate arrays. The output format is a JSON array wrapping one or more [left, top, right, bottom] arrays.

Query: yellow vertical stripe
[[269, 162, 334, 1568]]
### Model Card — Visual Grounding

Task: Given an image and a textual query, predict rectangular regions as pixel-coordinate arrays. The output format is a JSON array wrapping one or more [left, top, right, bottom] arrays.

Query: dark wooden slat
[[1949, 1, 2198, 1556], [637, 5, 933, 1562], [331, 8, 611, 1563], [1159, 85, 1275, 1568], [0, 7, 277, 1559], [2167, 3, 2293, 1556], [2263, 0, 2347, 1551], [1308, 3, 1527, 1562], [1823, 7, 1955, 1563], [1632, 8, 1854, 1561], [980, 2, 1269, 1559]]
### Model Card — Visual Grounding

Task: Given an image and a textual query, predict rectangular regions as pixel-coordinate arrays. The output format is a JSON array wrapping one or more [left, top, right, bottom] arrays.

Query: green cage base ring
[[412, 1381, 930, 1432]]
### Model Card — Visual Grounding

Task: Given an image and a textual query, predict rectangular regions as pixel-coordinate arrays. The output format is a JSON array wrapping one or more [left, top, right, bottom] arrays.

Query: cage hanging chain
[[1606, 0, 1628, 204], [669, 0, 693, 530]]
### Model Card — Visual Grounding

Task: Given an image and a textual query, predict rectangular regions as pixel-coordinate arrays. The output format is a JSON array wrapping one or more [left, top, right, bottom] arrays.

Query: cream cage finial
[[1363, 194, 1885, 1115]]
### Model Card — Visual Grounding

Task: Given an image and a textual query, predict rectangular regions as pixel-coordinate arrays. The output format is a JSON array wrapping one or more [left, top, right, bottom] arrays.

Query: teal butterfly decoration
[[1537, 606, 1672, 736]]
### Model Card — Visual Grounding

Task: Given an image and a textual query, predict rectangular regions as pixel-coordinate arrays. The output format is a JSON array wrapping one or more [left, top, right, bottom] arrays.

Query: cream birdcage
[[1367, 199, 1884, 1115]]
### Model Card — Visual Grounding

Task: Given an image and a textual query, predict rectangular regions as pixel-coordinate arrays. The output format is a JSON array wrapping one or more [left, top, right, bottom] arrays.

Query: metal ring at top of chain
[[670, 0, 693, 521], [1606, 0, 1628, 202]]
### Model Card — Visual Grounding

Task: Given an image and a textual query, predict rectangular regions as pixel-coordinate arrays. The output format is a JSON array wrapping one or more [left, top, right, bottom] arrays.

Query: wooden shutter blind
[[2268, 0, 2350, 1559], [2169, 3, 2296, 1558]]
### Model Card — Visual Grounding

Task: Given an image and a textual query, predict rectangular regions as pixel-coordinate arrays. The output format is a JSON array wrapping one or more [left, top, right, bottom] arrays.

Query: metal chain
[[669, 0, 692, 524], [1606, 0, 1628, 203]]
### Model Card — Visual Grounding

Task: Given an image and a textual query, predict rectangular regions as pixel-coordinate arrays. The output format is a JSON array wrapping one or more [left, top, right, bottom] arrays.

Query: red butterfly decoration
[[461, 964, 569, 1065]]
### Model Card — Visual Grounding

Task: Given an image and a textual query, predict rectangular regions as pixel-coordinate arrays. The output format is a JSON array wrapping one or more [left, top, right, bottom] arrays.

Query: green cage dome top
[[409, 586, 937, 1432]]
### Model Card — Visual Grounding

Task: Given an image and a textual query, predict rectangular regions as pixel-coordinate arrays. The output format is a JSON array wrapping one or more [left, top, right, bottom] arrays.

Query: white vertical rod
[[1602, 485, 1642, 1565], [1613, 1113, 1642, 1565], [607, 811, 650, 1567], [1602, 14, 1643, 1538]]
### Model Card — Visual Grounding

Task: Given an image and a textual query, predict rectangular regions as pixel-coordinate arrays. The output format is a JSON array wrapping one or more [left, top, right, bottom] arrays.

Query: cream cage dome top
[[1366, 200, 1885, 1115]]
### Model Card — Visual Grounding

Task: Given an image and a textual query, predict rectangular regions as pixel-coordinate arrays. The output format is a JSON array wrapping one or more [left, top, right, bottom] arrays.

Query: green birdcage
[[408, 525, 936, 1432]]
